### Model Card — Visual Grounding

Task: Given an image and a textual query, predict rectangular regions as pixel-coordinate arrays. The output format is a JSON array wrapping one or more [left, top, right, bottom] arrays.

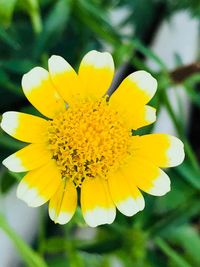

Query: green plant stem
[[155, 237, 192, 267], [162, 89, 200, 171], [0, 214, 48, 267]]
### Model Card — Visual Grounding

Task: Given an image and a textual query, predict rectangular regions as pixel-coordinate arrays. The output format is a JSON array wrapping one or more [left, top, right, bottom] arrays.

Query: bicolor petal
[[131, 134, 185, 168], [81, 177, 116, 227], [109, 70, 157, 129], [17, 160, 61, 207], [111, 70, 157, 105], [49, 179, 77, 224], [131, 105, 156, 130], [1, 111, 48, 143], [108, 170, 145, 216], [48, 55, 82, 105], [122, 158, 171, 196], [22, 67, 65, 118], [2, 143, 52, 172], [78, 50, 114, 100]]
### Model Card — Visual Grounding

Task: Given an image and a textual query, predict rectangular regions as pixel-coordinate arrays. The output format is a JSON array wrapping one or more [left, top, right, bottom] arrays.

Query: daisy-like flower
[[1, 51, 184, 227]]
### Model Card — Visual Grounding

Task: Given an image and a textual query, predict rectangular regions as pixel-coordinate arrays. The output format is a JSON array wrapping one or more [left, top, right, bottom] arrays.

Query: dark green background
[[0, 1, 200, 266]]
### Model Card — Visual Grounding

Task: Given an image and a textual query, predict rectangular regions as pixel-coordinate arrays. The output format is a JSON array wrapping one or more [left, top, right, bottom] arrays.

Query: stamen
[[47, 99, 132, 187]]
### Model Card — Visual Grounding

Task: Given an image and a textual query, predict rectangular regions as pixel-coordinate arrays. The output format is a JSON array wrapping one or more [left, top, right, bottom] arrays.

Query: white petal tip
[[167, 136, 185, 167], [145, 106, 156, 123], [117, 196, 145, 217], [49, 208, 73, 224], [83, 207, 116, 227], [22, 67, 48, 93], [149, 171, 171, 196], [48, 55, 72, 74], [17, 181, 46, 207], [129, 70, 157, 98], [2, 154, 25, 172], [1, 112, 18, 135], [82, 50, 114, 69]]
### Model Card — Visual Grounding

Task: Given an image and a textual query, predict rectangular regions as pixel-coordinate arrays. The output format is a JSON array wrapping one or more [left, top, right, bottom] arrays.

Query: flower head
[[1, 50, 184, 227]]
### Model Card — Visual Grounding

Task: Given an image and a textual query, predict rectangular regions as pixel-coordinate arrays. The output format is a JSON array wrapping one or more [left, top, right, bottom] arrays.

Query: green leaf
[[183, 74, 200, 107], [33, 0, 72, 58], [0, 25, 20, 49], [0, 58, 35, 74], [155, 237, 191, 267], [167, 225, 200, 266], [75, 0, 120, 46], [0, 0, 17, 26], [0, 170, 16, 193], [26, 0, 42, 33], [176, 160, 200, 190], [133, 39, 167, 70], [0, 214, 48, 267]]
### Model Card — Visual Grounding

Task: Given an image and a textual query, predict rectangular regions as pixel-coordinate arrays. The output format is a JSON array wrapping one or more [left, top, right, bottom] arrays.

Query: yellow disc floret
[[47, 98, 132, 187]]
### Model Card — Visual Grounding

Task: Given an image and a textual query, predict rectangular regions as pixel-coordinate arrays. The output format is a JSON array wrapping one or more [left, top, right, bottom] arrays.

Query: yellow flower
[[1, 50, 184, 227]]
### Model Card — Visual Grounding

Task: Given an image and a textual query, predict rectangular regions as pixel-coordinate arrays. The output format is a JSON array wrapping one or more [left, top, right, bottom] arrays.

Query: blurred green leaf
[[176, 160, 200, 190], [75, 0, 120, 46], [33, 0, 72, 58], [0, 25, 20, 49], [155, 237, 191, 267], [167, 225, 200, 266], [0, 0, 17, 27], [26, 0, 42, 33], [183, 73, 200, 107], [0, 169, 16, 193], [133, 39, 167, 70], [0, 58, 35, 74], [0, 214, 48, 267]]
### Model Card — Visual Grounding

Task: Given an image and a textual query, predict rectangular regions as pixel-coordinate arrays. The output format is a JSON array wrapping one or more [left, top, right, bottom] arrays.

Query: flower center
[[47, 99, 132, 187]]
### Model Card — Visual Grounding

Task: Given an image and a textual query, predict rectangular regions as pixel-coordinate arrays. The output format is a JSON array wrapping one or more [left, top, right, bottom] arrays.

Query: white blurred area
[[150, 11, 199, 135], [0, 186, 39, 267], [0, 10, 199, 267]]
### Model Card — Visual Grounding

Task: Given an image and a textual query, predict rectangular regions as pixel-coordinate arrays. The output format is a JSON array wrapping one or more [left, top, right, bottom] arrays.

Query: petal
[[81, 177, 116, 227], [3, 143, 52, 172], [131, 105, 156, 130], [22, 67, 65, 118], [110, 103, 156, 130], [78, 50, 114, 100], [122, 158, 171, 196], [111, 70, 157, 106], [1, 111, 48, 143], [17, 160, 61, 207], [48, 55, 82, 105], [131, 134, 185, 167], [49, 179, 77, 224], [109, 70, 157, 130], [108, 170, 145, 216]]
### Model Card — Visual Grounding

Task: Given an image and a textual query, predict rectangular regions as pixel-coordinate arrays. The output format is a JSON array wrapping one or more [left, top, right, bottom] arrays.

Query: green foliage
[[0, 0, 200, 267], [0, 214, 48, 267]]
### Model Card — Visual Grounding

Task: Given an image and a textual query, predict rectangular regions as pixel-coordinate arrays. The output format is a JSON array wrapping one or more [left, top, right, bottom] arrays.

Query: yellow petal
[[131, 134, 185, 167], [122, 158, 171, 196], [78, 50, 114, 100], [131, 105, 156, 130], [22, 67, 65, 118], [108, 170, 145, 216], [48, 55, 82, 105], [81, 177, 116, 227], [111, 70, 157, 106], [3, 143, 52, 172], [17, 160, 61, 207], [109, 70, 157, 130], [1, 111, 48, 143], [49, 179, 77, 224]]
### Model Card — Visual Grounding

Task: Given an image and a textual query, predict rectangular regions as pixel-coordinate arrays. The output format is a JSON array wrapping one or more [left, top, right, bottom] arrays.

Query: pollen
[[47, 98, 132, 187]]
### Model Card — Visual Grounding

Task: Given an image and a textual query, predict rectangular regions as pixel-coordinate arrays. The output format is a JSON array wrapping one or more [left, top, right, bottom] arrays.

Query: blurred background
[[0, 0, 200, 266]]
